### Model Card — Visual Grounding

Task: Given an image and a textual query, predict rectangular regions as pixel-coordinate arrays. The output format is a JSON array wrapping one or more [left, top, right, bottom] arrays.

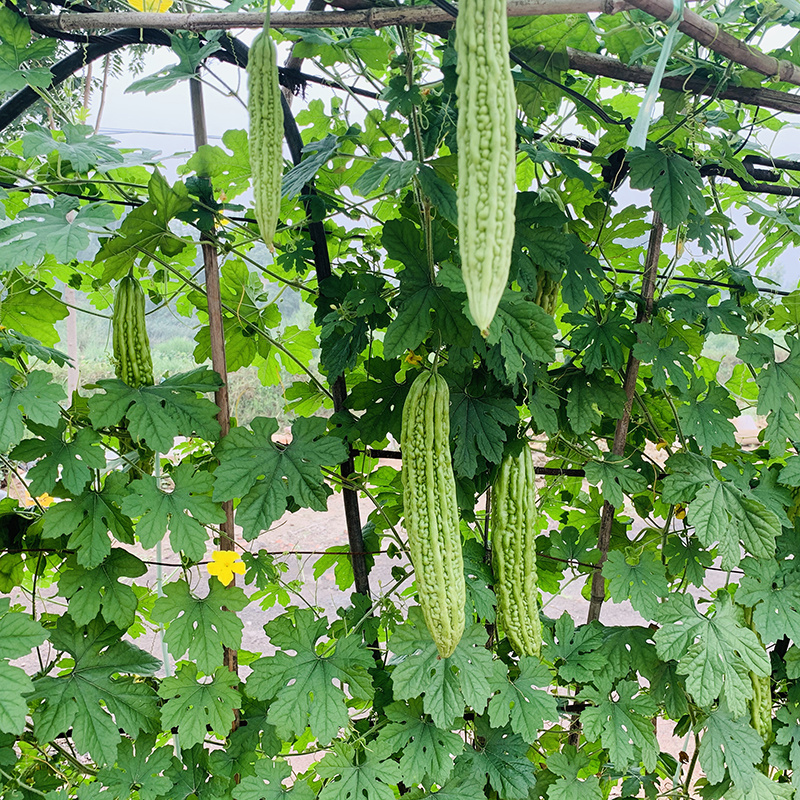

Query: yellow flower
[[129, 0, 173, 11], [36, 493, 55, 508], [405, 351, 423, 366], [655, 439, 669, 451], [206, 550, 246, 585], [674, 504, 686, 520]]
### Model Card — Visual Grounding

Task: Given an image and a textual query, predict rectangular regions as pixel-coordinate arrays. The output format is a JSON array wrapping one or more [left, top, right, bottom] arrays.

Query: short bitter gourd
[[401, 371, 466, 658], [112, 274, 154, 389], [491, 445, 542, 657], [247, 15, 283, 252], [455, 0, 517, 337]]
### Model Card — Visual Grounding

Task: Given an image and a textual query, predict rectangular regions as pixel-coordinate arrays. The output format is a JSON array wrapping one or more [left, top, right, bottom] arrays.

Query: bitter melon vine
[[490, 444, 542, 657], [247, 12, 283, 252], [455, 0, 517, 336], [401, 370, 466, 658], [112, 273, 154, 388]]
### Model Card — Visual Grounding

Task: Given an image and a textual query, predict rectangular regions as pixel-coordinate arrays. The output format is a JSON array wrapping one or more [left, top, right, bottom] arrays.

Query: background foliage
[[1, 0, 800, 797]]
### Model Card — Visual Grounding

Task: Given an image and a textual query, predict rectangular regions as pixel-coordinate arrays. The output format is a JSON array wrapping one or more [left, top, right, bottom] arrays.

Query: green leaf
[[454, 721, 537, 800], [125, 32, 221, 94], [675, 380, 739, 455], [487, 657, 558, 743], [0, 274, 69, 346], [417, 165, 458, 226], [11, 421, 106, 495], [390, 608, 503, 729], [546, 613, 607, 684], [0, 6, 56, 89], [122, 464, 224, 561], [353, 157, 418, 195], [32, 617, 160, 765], [0, 601, 47, 734], [247, 609, 374, 744], [97, 734, 173, 800], [484, 291, 558, 383], [158, 663, 240, 748], [583, 456, 647, 509], [179, 128, 252, 199], [58, 549, 147, 629], [345, 357, 410, 444], [563, 372, 625, 435], [755, 335, 800, 456], [563, 313, 635, 374], [627, 144, 705, 228], [579, 679, 659, 770], [654, 593, 770, 715], [520, 143, 597, 190], [602, 549, 668, 620], [0, 600, 48, 659], [0, 196, 116, 267], [382, 220, 472, 358], [213, 417, 346, 541], [735, 557, 800, 645], [419, 776, 488, 800], [22, 123, 124, 173], [233, 758, 314, 800], [374, 698, 464, 785], [42, 483, 135, 569], [698, 708, 765, 791], [0, 364, 64, 451], [94, 171, 191, 280], [633, 319, 693, 393], [447, 371, 518, 479], [151, 580, 248, 674], [689, 481, 779, 570], [0, 661, 34, 735], [317, 744, 401, 800], [87, 368, 223, 453], [545, 746, 603, 800]]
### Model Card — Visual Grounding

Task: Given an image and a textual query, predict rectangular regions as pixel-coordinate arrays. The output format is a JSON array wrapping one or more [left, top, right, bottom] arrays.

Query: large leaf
[[32, 617, 160, 765], [213, 416, 346, 541]]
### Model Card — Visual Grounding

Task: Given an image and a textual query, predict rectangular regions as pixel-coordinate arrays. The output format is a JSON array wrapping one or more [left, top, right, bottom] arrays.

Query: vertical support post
[[279, 94, 372, 599], [188, 73, 239, 677], [586, 211, 663, 624]]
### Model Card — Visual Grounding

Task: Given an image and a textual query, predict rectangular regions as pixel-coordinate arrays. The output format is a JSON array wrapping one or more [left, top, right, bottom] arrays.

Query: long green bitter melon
[[112, 274, 154, 389], [491, 445, 542, 657], [401, 370, 466, 658], [247, 15, 283, 252], [455, 0, 517, 337]]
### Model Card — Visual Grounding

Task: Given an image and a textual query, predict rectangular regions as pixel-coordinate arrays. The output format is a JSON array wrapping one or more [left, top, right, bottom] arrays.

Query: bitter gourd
[[533, 188, 565, 317], [112, 274, 154, 389], [491, 445, 542, 657], [401, 370, 465, 658], [247, 15, 283, 252], [455, 0, 517, 337]]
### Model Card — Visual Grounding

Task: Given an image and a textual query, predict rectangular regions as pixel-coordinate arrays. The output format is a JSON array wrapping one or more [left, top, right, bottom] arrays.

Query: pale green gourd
[[491, 445, 542, 657], [401, 371, 466, 658], [455, 0, 517, 336], [112, 274, 154, 389], [247, 15, 283, 252]]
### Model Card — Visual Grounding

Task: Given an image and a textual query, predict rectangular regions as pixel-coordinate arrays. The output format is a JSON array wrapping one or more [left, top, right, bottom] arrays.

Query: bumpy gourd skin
[[401, 371, 466, 658], [247, 23, 283, 252], [112, 274, 154, 389], [491, 446, 542, 657], [455, 0, 517, 336]]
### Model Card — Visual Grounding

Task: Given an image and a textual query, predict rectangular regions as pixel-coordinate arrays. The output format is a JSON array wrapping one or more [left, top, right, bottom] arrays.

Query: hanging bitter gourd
[[455, 0, 517, 337], [247, 13, 283, 252], [533, 187, 566, 317], [401, 370, 466, 658], [112, 273, 154, 388], [491, 445, 542, 657]]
